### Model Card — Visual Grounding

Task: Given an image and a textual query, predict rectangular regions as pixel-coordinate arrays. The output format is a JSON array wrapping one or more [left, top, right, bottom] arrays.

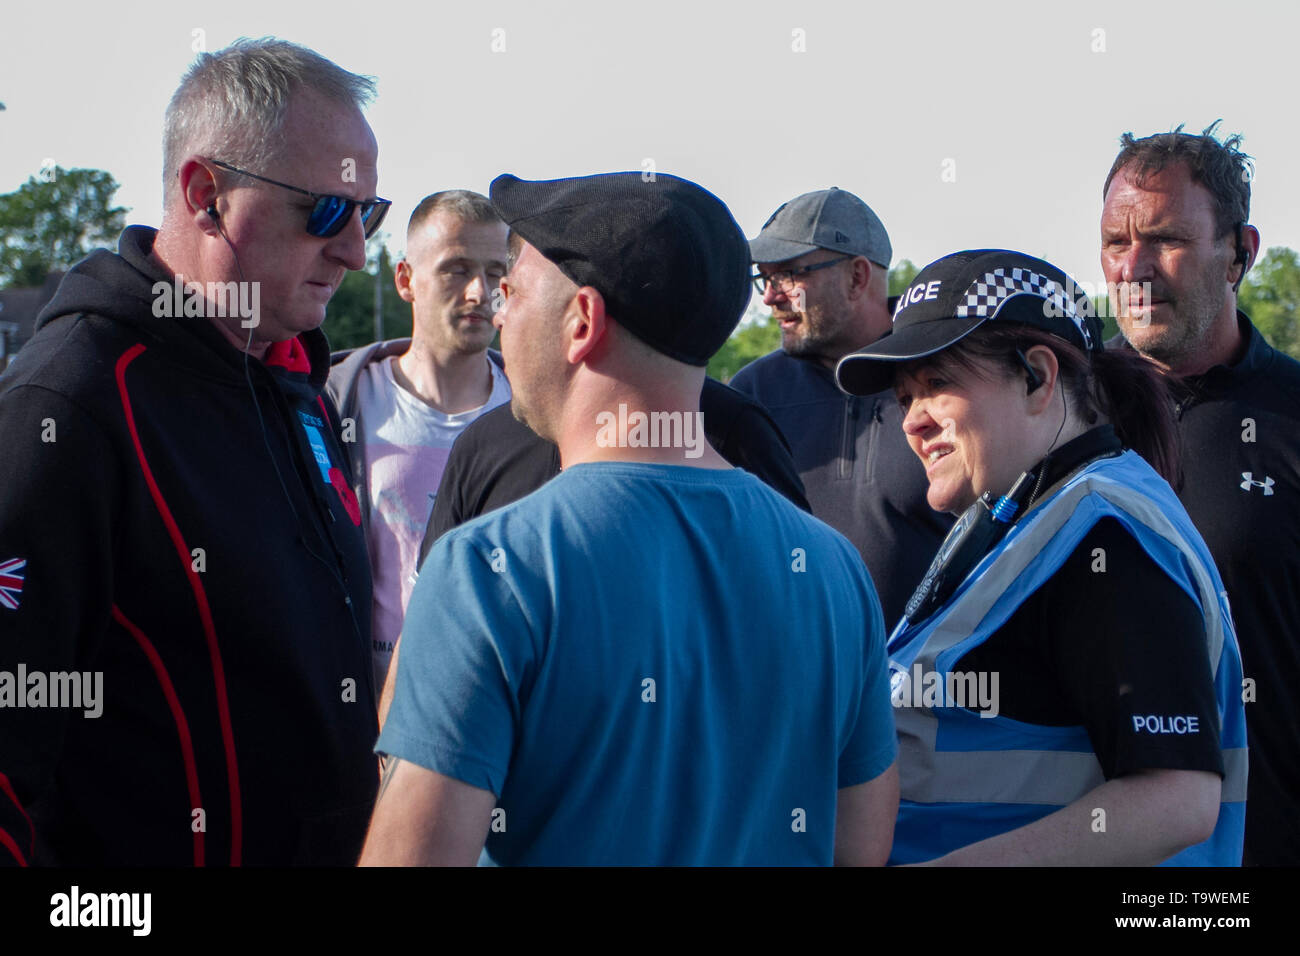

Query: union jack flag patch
[[0, 557, 25, 610]]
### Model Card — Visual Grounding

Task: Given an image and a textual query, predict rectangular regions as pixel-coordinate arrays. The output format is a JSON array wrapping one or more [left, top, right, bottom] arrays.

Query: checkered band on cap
[[954, 267, 1095, 349]]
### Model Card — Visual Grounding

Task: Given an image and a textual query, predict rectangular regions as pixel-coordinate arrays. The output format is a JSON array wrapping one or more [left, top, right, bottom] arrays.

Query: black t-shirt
[[952, 428, 1223, 782], [418, 377, 811, 567], [957, 517, 1223, 780], [1111, 315, 1300, 865]]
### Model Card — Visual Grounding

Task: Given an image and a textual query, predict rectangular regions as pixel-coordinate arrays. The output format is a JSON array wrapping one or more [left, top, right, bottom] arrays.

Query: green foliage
[[321, 239, 411, 352], [1239, 247, 1300, 360], [708, 299, 781, 382], [1090, 294, 1120, 342], [887, 259, 920, 297], [0, 167, 128, 287]]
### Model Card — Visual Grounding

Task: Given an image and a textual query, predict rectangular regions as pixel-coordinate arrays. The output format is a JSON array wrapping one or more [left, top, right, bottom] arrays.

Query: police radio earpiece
[[204, 192, 370, 659], [1015, 348, 1044, 394], [1232, 222, 1250, 293]]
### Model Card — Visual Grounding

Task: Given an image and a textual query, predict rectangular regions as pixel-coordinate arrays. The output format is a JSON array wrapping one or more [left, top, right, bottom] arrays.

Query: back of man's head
[[490, 171, 751, 369], [1103, 121, 1252, 238], [162, 37, 376, 207]]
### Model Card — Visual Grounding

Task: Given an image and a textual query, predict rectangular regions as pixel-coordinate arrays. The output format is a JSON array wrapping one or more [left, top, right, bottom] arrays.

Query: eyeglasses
[[752, 254, 853, 294], [209, 159, 392, 239]]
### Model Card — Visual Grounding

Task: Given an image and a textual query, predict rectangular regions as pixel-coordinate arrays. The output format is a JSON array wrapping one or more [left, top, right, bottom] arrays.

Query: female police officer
[[836, 249, 1246, 866]]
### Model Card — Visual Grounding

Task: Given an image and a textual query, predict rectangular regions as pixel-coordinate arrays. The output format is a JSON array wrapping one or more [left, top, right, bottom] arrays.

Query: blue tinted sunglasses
[[210, 159, 391, 239]]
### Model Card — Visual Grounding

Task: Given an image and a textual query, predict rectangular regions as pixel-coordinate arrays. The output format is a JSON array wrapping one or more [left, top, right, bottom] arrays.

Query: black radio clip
[[902, 466, 1045, 626]]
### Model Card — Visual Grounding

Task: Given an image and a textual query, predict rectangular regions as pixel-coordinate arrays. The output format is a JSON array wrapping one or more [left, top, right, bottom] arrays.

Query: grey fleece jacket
[[324, 337, 503, 533]]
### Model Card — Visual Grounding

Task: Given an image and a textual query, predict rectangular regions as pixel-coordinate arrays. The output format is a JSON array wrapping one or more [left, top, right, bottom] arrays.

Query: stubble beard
[[445, 311, 496, 355], [507, 378, 560, 443], [1117, 282, 1225, 371], [508, 394, 546, 439], [779, 304, 847, 364]]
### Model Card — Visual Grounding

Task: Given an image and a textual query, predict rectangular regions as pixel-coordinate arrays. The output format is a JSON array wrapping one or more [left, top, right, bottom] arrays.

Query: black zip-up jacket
[[0, 226, 378, 866], [1115, 313, 1300, 866], [730, 346, 953, 628]]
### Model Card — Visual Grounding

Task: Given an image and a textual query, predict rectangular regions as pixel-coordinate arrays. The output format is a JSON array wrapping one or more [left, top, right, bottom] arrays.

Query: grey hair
[[162, 37, 376, 204]]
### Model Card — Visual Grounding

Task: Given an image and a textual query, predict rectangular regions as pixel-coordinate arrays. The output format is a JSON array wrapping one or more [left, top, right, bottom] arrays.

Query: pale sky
[[2, 0, 1297, 302]]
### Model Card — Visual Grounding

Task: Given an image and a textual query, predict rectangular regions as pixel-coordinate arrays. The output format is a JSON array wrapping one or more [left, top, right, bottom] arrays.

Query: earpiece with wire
[[1231, 221, 1250, 294], [1015, 348, 1044, 394], [206, 201, 367, 653]]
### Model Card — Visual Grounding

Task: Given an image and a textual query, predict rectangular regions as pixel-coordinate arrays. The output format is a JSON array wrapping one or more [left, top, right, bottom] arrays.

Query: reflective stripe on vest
[[888, 451, 1247, 866]]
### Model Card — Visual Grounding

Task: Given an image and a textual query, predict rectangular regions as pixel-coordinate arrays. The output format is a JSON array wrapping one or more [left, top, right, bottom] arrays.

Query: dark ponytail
[[927, 326, 1181, 485], [1087, 347, 1182, 486]]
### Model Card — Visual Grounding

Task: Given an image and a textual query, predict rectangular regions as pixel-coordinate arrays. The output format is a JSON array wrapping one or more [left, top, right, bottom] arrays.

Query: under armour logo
[[834, 230, 850, 244], [1240, 472, 1275, 495]]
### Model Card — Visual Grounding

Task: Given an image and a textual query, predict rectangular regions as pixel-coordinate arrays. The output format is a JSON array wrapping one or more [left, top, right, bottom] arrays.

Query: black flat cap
[[489, 172, 751, 366]]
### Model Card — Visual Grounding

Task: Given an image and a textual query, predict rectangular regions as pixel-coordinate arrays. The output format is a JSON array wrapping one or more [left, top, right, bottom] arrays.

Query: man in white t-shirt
[[328, 191, 511, 694]]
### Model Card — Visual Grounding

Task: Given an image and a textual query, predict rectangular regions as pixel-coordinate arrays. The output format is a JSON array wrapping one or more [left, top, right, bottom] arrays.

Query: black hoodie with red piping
[[0, 226, 378, 866]]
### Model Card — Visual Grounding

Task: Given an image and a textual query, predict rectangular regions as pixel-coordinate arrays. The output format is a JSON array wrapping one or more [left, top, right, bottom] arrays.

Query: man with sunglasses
[[0, 39, 384, 866], [730, 188, 952, 628]]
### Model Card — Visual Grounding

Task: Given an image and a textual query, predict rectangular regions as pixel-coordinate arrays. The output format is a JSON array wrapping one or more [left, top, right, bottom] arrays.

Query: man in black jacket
[[1101, 124, 1300, 865], [0, 38, 385, 865], [731, 188, 952, 627]]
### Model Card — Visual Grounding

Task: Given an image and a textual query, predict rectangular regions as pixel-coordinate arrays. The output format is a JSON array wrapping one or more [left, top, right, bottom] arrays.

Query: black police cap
[[836, 249, 1106, 396]]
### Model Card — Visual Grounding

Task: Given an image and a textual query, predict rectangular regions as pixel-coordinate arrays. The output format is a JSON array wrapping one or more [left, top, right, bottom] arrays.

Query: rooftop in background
[[0, 272, 64, 370]]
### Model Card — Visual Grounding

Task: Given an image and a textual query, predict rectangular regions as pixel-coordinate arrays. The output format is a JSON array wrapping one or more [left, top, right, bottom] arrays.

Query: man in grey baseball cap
[[730, 187, 952, 628], [746, 186, 893, 363]]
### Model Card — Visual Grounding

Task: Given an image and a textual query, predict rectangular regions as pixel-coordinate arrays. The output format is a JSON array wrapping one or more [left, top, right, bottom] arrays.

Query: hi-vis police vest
[[887, 450, 1248, 866]]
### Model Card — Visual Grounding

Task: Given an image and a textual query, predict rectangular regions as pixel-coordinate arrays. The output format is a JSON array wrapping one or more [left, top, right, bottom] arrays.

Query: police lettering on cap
[[489, 172, 751, 367], [835, 249, 1105, 397]]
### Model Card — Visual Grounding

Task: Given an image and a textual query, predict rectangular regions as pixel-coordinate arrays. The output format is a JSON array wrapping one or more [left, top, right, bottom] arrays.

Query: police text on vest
[[1132, 714, 1199, 734]]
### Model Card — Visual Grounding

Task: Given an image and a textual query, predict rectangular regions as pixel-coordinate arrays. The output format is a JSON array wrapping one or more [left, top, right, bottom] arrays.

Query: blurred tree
[[1091, 293, 1121, 342], [887, 258, 920, 297], [0, 167, 127, 287], [1239, 246, 1300, 360], [708, 298, 780, 383]]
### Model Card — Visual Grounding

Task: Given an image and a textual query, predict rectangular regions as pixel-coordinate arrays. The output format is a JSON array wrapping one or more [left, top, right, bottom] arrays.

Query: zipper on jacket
[[839, 395, 859, 479], [271, 379, 375, 700], [1174, 396, 1198, 420]]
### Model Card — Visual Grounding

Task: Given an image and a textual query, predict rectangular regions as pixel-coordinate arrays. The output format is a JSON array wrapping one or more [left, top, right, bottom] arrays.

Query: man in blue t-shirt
[[359, 171, 899, 866]]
